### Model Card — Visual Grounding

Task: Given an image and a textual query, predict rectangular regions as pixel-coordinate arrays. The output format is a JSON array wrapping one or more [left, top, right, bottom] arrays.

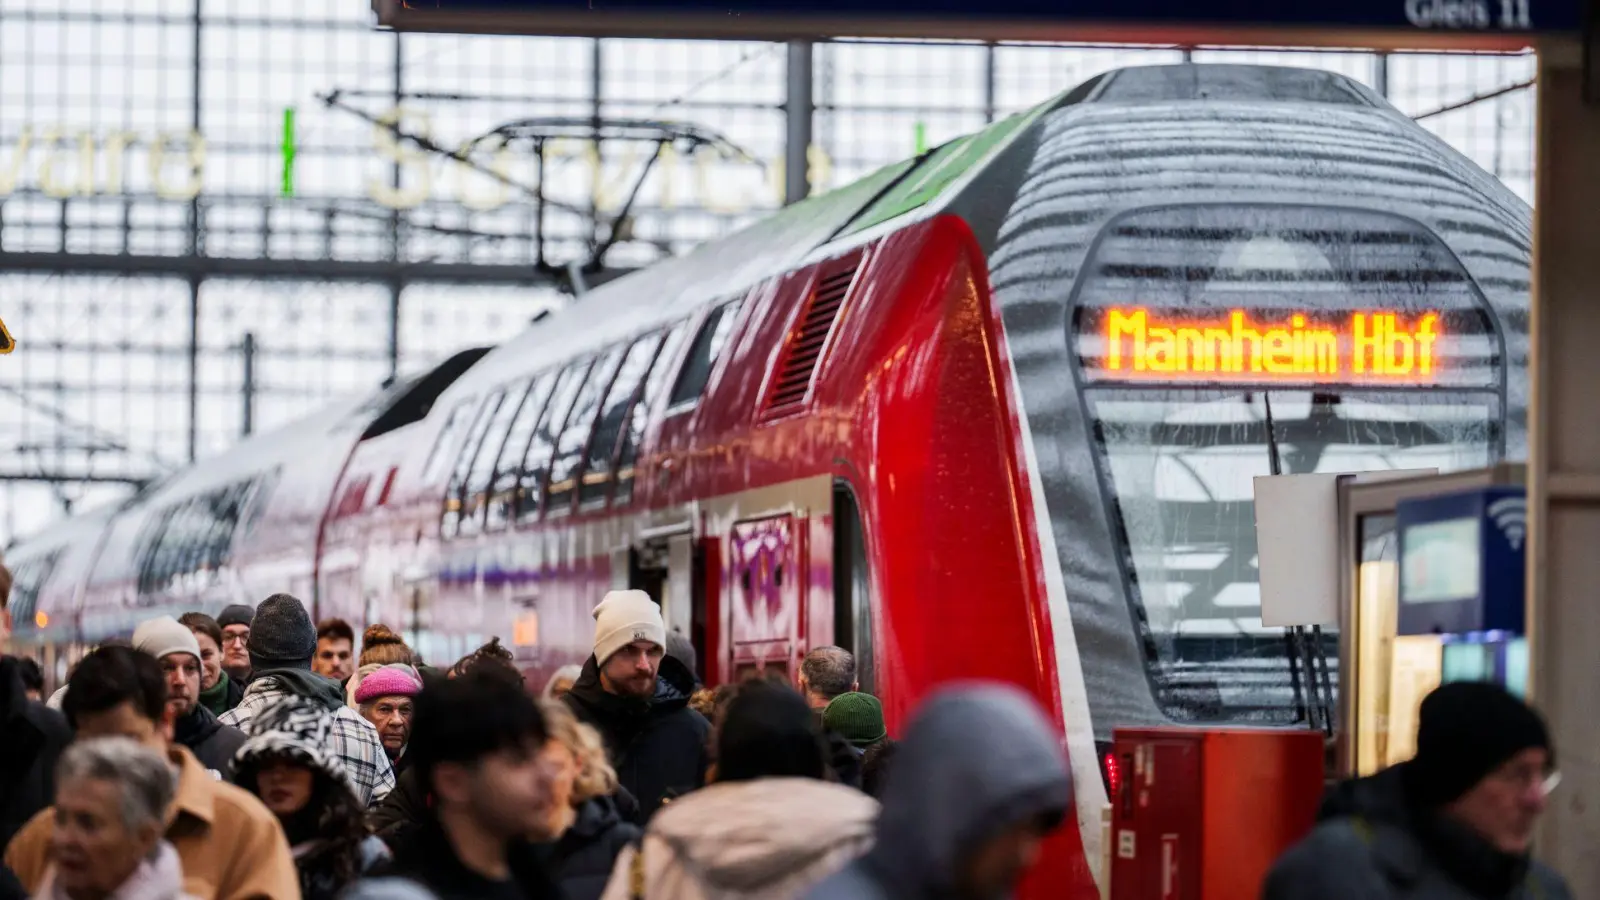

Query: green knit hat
[[824, 691, 886, 748]]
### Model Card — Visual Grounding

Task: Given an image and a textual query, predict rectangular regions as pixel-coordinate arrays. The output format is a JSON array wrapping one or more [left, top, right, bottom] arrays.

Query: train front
[[977, 65, 1531, 756]]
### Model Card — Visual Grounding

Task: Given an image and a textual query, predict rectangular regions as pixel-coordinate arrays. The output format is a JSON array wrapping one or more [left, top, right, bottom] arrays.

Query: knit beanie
[[131, 616, 202, 663], [824, 691, 887, 749], [1405, 681, 1553, 807], [354, 664, 423, 705], [245, 594, 317, 671], [217, 604, 255, 630], [592, 590, 666, 665]]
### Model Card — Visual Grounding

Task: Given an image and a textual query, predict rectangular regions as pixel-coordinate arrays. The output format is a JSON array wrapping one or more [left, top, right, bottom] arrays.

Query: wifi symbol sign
[[1487, 497, 1527, 552]]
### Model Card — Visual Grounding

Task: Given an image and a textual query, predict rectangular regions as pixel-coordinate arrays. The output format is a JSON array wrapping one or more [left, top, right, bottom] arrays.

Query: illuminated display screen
[[1081, 307, 1444, 383]]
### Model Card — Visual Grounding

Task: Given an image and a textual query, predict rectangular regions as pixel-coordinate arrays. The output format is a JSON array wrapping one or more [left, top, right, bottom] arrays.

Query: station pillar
[[1529, 40, 1600, 896]]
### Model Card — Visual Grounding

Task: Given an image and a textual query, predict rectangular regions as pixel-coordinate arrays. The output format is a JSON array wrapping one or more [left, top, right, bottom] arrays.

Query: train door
[[728, 515, 804, 683], [832, 483, 875, 693], [625, 533, 717, 685]]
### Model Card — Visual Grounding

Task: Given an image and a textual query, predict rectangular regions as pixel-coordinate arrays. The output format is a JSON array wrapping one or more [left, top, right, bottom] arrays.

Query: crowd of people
[[0, 561, 1579, 900], [0, 573, 1075, 900]]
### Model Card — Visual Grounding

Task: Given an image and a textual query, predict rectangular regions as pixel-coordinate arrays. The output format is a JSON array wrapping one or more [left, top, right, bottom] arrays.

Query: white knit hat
[[132, 615, 202, 663], [592, 590, 666, 665]]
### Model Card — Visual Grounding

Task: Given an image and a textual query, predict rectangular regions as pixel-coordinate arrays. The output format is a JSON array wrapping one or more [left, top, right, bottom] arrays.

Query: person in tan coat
[[5, 645, 299, 900]]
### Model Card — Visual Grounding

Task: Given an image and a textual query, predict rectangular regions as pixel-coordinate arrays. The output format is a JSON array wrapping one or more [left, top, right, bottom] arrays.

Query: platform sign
[[1396, 485, 1526, 637], [371, 0, 1577, 46]]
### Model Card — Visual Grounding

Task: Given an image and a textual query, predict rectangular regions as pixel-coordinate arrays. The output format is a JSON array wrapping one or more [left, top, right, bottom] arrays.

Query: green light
[[281, 107, 297, 198]]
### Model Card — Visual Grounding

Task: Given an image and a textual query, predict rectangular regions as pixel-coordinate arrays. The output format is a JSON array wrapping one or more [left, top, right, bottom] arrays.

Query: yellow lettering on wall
[[369, 108, 432, 210], [148, 130, 205, 201]]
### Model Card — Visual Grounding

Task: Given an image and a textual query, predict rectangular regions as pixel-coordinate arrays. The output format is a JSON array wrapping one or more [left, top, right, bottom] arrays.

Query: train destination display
[[1080, 308, 1446, 382]]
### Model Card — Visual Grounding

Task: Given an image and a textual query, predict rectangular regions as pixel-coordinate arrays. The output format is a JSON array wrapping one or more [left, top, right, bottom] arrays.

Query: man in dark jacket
[[0, 655, 70, 851], [563, 590, 709, 825], [0, 563, 72, 851], [374, 669, 565, 900], [1263, 681, 1572, 900], [805, 683, 1071, 900], [132, 615, 247, 777]]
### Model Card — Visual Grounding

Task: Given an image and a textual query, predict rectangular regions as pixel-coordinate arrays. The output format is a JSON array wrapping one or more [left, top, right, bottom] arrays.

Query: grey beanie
[[246, 593, 317, 671]]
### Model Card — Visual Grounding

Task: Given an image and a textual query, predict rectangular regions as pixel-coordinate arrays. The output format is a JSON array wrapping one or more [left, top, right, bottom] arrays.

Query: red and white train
[[5, 64, 1531, 896]]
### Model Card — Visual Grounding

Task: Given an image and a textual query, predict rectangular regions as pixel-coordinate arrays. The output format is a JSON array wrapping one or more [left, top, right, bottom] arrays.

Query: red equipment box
[[1108, 727, 1325, 900]]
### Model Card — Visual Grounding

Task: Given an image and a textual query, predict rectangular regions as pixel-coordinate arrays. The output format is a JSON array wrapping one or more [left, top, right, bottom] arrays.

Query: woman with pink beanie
[[352, 664, 423, 778]]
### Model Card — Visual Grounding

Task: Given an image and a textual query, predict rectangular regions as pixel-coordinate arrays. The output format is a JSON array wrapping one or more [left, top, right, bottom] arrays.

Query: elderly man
[[5, 646, 298, 900], [132, 615, 246, 778], [220, 593, 394, 807], [355, 664, 423, 779], [798, 646, 858, 712]]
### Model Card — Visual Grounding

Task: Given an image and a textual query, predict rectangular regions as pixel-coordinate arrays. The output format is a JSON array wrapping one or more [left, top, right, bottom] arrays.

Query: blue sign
[[373, 0, 1580, 42], [1396, 485, 1526, 637]]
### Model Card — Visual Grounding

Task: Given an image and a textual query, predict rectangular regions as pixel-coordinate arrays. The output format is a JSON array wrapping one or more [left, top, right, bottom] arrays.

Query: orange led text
[[1101, 308, 1441, 380]]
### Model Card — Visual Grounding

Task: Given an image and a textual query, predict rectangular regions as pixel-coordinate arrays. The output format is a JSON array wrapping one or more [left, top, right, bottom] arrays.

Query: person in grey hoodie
[[220, 593, 394, 807], [803, 682, 1071, 900]]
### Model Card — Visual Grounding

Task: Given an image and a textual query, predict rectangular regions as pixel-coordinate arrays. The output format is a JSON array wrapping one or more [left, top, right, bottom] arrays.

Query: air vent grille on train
[[763, 258, 860, 418]]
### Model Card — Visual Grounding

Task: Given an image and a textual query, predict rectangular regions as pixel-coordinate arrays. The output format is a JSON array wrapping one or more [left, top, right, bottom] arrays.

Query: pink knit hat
[[354, 664, 423, 705]]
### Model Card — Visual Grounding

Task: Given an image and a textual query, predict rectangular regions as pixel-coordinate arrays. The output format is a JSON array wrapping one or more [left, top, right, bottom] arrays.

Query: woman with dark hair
[[599, 679, 878, 899], [232, 697, 390, 900]]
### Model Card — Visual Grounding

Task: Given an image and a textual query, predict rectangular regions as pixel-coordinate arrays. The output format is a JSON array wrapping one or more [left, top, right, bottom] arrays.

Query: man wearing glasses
[[1265, 681, 1571, 899], [216, 603, 254, 685]]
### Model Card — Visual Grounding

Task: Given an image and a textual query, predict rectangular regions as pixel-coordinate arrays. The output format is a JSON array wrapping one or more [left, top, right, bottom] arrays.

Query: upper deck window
[[667, 299, 743, 410]]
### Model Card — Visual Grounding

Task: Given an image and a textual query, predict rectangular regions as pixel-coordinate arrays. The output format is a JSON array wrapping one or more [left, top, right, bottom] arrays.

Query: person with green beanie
[[824, 692, 887, 751]]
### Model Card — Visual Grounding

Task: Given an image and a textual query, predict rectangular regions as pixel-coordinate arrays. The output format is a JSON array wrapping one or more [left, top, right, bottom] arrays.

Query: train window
[[459, 379, 534, 535], [616, 322, 692, 506], [420, 399, 477, 487], [544, 347, 626, 515], [441, 390, 505, 539], [134, 475, 266, 597], [1070, 205, 1504, 724], [578, 334, 664, 507], [486, 370, 559, 532], [667, 299, 742, 410], [517, 361, 591, 521]]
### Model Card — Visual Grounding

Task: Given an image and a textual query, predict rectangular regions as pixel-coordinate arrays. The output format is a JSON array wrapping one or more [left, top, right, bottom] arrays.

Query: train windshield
[[1071, 204, 1504, 723]]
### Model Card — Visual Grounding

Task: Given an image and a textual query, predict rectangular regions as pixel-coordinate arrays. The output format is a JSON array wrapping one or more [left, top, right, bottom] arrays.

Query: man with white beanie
[[562, 589, 709, 824], [132, 615, 247, 779]]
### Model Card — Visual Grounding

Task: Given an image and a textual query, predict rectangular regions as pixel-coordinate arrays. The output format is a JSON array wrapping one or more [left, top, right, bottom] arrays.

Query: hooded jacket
[[600, 777, 877, 900], [1262, 765, 1573, 900], [803, 684, 1071, 900], [562, 655, 710, 824], [32, 841, 197, 900], [0, 656, 70, 851], [221, 669, 395, 807], [550, 794, 641, 900], [232, 697, 390, 900], [173, 703, 247, 778]]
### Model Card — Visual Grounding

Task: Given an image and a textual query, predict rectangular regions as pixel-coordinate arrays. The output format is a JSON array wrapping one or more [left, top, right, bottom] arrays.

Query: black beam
[[0, 251, 637, 288], [0, 471, 150, 486]]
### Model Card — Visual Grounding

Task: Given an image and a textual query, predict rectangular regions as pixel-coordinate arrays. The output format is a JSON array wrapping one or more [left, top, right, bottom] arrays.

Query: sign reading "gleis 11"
[[1089, 308, 1443, 381]]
